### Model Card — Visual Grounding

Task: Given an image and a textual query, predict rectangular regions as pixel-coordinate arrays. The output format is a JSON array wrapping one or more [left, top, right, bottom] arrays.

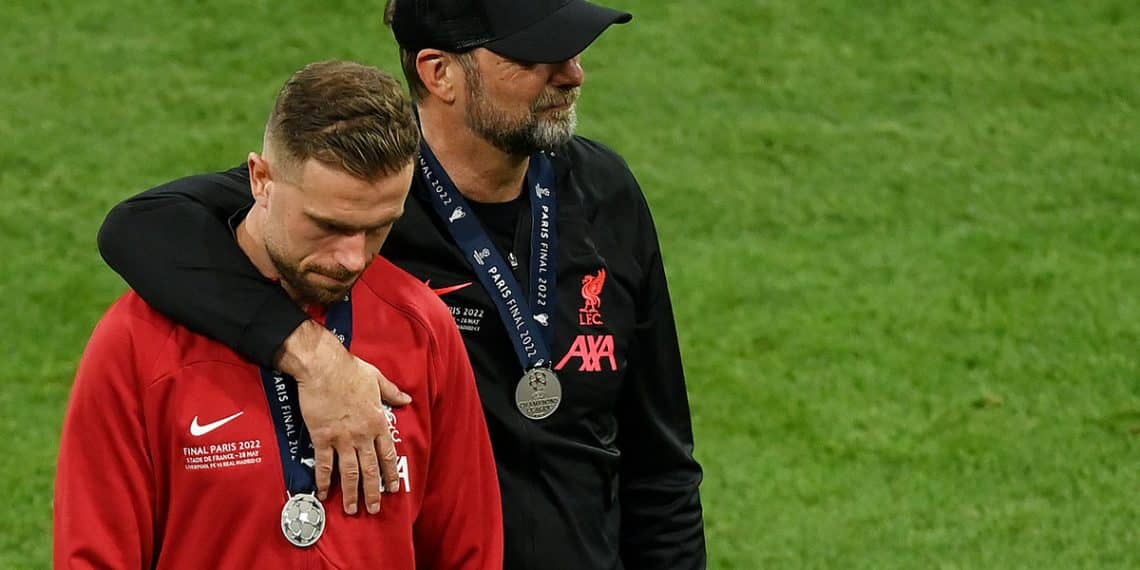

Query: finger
[[314, 444, 335, 501], [377, 373, 412, 406], [337, 445, 361, 515], [357, 441, 383, 514], [377, 429, 401, 493]]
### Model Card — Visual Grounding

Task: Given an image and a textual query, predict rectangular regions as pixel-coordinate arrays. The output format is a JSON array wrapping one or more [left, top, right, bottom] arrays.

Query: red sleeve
[[413, 316, 503, 569], [54, 298, 160, 569]]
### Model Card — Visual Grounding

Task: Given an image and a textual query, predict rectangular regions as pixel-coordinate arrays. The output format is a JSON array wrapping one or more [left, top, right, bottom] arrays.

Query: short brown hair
[[265, 60, 420, 181]]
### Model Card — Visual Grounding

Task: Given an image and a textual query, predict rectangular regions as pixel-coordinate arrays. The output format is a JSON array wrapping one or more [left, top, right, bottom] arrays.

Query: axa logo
[[578, 268, 606, 326], [555, 335, 617, 372]]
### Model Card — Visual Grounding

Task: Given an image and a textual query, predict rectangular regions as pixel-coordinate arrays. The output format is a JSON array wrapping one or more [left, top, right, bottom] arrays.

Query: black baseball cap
[[391, 0, 632, 64]]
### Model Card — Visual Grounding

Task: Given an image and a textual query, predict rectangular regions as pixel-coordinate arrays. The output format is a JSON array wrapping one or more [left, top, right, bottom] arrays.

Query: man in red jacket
[[54, 60, 503, 569]]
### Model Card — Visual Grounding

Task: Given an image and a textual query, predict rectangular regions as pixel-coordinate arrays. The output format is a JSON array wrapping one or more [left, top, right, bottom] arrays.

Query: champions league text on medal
[[515, 367, 562, 420]]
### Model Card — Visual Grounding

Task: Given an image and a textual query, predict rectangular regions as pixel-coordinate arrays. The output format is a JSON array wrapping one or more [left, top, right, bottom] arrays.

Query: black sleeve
[[96, 165, 308, 367], [617, 180, 707, 568]]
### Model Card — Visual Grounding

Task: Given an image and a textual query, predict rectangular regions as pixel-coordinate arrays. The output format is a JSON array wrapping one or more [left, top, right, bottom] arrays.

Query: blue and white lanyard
[[417, 141, 559, 371]]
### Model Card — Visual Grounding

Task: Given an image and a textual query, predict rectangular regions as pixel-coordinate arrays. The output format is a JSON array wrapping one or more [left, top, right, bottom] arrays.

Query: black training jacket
[[98, 136, 706, 569]]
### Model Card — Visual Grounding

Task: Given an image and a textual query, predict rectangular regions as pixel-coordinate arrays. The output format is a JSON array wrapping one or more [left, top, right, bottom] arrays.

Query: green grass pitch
[[2, 1, 1138, 567]]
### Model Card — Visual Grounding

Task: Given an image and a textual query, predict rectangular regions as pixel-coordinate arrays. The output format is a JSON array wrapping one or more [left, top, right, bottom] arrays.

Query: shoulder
[[84, 292, 184, 381], [92, 292, 253, 383], [147, 164, 250, 195], [558, 136, 638, 185], [554, 136, 647, 213], [96, 292, 179, 341]]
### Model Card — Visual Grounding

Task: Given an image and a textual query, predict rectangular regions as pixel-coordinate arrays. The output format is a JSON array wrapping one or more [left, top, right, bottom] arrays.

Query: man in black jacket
[[98, 0, 705, 567]]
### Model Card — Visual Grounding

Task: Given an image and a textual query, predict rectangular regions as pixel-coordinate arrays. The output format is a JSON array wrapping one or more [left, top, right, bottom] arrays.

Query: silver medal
[[281, 493, 326, 547], [515, 367, 562, 420]]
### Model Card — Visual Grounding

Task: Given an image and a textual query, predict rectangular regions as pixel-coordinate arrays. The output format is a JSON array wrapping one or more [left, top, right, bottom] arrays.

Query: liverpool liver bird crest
[[578, 269, 606, 326]]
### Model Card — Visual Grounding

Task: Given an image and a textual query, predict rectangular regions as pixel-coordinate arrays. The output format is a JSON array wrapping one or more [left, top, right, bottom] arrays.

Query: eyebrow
[[307, 210, 404, 233]]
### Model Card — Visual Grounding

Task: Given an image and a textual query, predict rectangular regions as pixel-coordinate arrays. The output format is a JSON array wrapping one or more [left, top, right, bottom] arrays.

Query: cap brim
[[483, 0, 632, 64]]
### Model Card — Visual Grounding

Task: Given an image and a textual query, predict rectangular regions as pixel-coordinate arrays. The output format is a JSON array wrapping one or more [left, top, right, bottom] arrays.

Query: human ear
[[417, 49, 463, 104], [247, 152, 273, 207]]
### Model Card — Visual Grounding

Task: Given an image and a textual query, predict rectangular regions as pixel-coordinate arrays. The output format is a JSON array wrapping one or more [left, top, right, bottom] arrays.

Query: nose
[[333, 232, 370, 274], [550, 56, 584, 88]]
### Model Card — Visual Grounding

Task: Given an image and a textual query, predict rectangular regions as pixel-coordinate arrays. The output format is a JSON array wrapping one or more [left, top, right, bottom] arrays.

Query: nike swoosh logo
[[424, 280, 473, 297], [190, 411, 244, 437]]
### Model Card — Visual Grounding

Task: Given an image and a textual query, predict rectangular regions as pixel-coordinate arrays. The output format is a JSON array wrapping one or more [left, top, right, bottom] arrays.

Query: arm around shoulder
[[96, 169, 307, 367]]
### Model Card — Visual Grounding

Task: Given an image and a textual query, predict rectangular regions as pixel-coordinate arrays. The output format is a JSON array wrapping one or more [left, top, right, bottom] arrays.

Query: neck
[[235, 211, 302, 304], [419, 105, 529, 203]]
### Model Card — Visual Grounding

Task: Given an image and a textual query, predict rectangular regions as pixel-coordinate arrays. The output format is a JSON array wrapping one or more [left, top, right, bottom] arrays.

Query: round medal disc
[[515, 367, 562, 420], [281, 493, 326, 548]]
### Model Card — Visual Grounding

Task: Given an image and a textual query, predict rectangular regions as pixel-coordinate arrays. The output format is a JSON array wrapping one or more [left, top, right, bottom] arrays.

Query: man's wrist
[[274, 320, 344, 382]]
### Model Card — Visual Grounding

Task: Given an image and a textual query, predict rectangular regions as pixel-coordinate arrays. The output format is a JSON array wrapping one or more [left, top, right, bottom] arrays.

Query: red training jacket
[[54, 257, 503, 569]]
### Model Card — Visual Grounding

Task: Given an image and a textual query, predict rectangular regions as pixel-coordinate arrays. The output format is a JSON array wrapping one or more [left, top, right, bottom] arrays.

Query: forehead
[[291, 158, 412, 222]]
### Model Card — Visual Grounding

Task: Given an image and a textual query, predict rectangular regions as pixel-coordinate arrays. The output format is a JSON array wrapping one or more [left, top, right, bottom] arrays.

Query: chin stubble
[[465, 77, 581, 155]]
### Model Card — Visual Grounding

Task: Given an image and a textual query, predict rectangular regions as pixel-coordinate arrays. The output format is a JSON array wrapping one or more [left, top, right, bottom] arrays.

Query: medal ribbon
[[260, 295, 353, 495], [417, 141, 559, 371]]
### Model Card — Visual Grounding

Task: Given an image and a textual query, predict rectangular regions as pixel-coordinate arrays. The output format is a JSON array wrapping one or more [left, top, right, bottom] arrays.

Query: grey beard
[[532, 107, 578, 149], [466, 101, 578, 156]]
